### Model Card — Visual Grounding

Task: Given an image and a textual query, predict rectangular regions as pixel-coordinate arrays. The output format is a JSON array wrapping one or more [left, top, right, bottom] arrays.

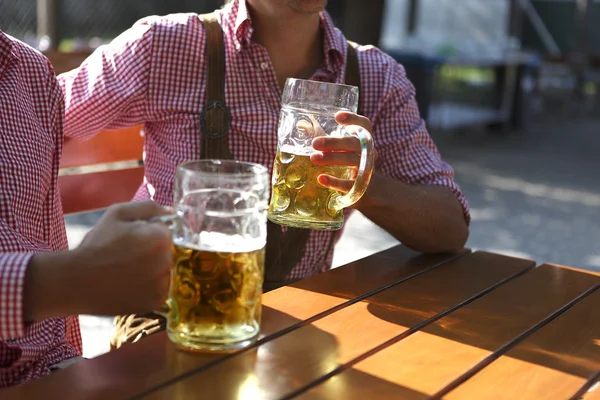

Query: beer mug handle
[[328, 125, 375, 211], [149, 214, 179, 318]]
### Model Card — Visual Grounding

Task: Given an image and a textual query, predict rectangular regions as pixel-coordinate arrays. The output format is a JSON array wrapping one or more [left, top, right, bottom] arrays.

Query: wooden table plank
[[297, 263, 600, 399], [577, 373, 600, 400], [444, 287, 600, 400], [142, 252, 534, 400], [262, 246, 467, 330], [3, 246, 462, 400], [582, 382, 600, 400]]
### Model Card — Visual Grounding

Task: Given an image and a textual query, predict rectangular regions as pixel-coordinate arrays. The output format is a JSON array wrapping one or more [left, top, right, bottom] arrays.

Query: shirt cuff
[[0, 253, 34, 339]]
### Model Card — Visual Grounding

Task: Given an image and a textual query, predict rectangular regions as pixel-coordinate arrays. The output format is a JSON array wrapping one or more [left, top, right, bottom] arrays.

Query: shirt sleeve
[[0, 253, 33, 339], [0, 55, 64, 340], [372, 62, 471, 224], [58, 18, 155, 139]]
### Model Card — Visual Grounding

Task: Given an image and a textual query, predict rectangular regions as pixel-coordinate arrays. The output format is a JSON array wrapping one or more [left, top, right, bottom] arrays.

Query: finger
[[319, 134, 379, 165], [311, 151, 361, 167], [297, 119, 326, 137], [296, 120, 315, 137], [335, 111, 373, 132], [142, 223, 173, 248], [317, 174, 353, 193], [110, 201, 173, 222], [312, 136, 361, 153]]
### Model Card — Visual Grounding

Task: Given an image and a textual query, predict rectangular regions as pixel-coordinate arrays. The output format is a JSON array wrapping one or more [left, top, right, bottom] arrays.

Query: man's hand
[[308, 112, 468, 253], [24, 201, 173, 320], [75, 201, 173, 315], [310, 111, 376, 193]]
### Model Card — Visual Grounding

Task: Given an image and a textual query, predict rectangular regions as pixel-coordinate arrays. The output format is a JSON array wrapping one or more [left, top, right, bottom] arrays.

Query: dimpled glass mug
[[156, 160, 269, 353], [267, 78, 375, 231]]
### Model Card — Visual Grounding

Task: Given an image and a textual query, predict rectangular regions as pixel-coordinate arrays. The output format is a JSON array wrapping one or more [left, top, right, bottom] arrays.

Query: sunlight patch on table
[[446, 354, 585, 399], [263, 286, 349, 321], [352, 330, 490, 396]]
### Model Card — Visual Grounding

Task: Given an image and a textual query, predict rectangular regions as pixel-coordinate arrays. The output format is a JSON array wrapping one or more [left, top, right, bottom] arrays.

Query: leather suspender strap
[[199, 13, 233, 160], [263, 224, 311, 291], [197, 14, 363, 290], [265, 41, 364, 289], [307, 41, 363, 283], [345, 41, 362, 115]]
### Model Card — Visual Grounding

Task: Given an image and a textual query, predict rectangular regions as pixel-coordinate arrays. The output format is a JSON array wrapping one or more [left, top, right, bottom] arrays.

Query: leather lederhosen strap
[[110, 13, 363, 349], [198, 16, 363, 291], [199, 12, 233, 160], [262, 43, 362, 291]]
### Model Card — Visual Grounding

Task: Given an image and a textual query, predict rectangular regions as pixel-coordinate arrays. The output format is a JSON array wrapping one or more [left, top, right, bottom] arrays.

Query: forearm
[[23, 250, 88, 322], [356, 173, 469, 253]]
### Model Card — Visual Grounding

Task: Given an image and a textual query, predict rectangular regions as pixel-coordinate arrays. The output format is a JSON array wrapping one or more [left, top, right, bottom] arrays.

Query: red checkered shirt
[[0, 32, 82, 387], [59, 0, 470, 280]]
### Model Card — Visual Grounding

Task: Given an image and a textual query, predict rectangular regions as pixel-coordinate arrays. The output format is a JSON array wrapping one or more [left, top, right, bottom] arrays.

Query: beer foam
[[279, 144, 316, 157], [174, 231, 265, 253]]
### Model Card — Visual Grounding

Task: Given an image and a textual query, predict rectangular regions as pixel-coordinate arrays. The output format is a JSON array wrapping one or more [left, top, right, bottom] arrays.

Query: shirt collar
[[0, 30, 18, 78], [226, 0, 253, 51], [319, 10, 346, 75], [224, 1, 346, 73]]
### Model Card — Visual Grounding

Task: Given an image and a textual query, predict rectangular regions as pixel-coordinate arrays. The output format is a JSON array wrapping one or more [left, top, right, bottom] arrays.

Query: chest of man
[[0, 67, 57, 249], [141, 41, 337, 207]]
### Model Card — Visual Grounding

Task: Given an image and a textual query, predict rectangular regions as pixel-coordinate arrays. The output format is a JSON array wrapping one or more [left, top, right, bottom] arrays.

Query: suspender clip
[[200, 100, 231, 139]]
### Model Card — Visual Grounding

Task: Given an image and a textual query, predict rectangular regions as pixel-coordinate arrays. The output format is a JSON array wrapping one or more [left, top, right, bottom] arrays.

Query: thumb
[[110, 201, 173, 222]]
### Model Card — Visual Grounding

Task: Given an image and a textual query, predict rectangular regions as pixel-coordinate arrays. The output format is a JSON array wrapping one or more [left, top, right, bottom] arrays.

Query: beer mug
[[267, 78, 375, 231], [157, 160, 269, 352]]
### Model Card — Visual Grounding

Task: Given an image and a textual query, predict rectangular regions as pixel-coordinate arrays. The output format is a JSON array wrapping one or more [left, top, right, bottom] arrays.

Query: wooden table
[[5, 246, 600, 399]]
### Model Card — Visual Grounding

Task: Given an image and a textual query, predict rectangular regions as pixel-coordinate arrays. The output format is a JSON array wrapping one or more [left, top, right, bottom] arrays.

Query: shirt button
[[235, 43, 241, 51], [260, 62, 269, 71]]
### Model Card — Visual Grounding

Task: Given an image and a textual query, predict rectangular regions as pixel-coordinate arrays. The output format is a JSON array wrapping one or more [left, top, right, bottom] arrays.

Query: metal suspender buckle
[[200, 100, 231, 139]]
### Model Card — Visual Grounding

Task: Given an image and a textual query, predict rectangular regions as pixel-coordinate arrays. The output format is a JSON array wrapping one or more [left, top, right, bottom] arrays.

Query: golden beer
[[167, 242, 264, 352], [268, 150, 352, 230]]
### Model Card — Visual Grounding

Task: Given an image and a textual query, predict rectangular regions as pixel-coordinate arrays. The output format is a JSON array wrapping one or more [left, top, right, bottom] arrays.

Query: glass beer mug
[[268, 78, 375, 231], [157, 160, 269, 352]]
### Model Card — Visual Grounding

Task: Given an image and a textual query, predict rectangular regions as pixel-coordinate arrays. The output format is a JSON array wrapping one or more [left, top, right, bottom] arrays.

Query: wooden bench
[[59, 126, 144, 214], [46, 50, 92, 76]]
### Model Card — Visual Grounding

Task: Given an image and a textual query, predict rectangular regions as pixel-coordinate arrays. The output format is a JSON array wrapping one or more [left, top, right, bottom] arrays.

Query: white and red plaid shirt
[[0, 31, 82, 387], [59, 0, 470, 280]]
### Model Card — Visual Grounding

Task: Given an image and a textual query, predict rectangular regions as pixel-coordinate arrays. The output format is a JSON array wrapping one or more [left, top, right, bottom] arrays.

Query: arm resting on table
[[355, 60, 470, 253], [357, 176, 469, 253]]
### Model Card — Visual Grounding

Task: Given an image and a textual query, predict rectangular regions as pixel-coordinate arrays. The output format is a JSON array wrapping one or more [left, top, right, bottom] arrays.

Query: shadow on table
[[297, 366, 430, 399], [289, 245, 466, 302], [129, 306, 429, 400], [291, 247, 600, 385], [1, 307, 426, 400], [363, 265, 600, 382]]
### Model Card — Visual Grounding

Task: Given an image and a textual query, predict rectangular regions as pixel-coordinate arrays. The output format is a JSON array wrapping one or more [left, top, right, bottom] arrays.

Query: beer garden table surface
[[4, 245, 600, 400]]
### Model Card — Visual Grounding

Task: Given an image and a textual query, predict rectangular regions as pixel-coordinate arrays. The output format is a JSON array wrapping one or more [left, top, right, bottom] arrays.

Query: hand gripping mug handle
[[149, 214, 180, 319], [328, 126, 375, 211]]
